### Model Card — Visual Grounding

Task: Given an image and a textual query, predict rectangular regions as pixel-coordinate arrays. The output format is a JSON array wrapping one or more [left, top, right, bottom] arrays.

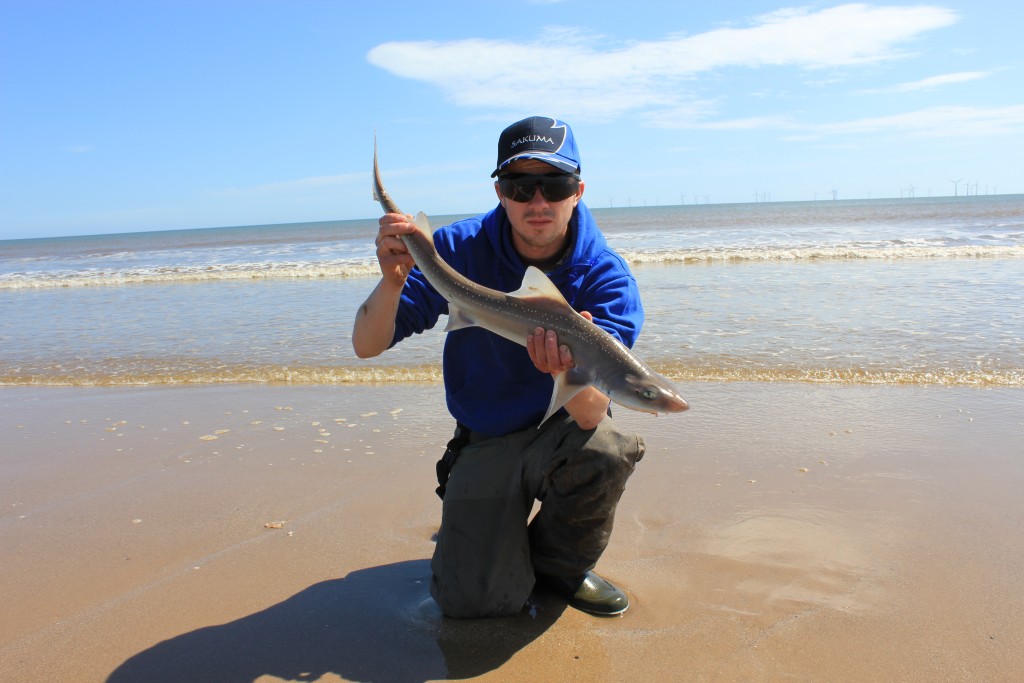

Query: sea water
[[2, 195, 1022, 387]]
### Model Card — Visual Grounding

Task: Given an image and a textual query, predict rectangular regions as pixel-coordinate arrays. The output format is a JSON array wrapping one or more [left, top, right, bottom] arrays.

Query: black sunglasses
[[497, 172, 581, 203]]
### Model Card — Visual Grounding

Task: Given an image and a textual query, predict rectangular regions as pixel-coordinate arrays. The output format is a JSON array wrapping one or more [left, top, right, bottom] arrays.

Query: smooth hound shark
[[373, 141, 689, 425]]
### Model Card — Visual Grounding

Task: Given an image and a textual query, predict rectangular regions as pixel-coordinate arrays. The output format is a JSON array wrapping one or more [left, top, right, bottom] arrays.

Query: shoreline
[[2, 382, 1022, 681], [3, 360, 1022, 388]]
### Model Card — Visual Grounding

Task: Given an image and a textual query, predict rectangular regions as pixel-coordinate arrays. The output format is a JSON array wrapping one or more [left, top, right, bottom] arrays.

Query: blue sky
[[2, 1, 1022, 240]]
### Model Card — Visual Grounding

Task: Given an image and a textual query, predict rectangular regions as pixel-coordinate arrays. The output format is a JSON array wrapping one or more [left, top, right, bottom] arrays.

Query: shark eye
[[640, 388, 658, 401]]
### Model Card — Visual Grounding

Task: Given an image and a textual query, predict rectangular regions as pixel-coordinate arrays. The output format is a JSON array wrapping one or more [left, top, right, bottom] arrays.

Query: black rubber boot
[[537, 570, 629, 616]]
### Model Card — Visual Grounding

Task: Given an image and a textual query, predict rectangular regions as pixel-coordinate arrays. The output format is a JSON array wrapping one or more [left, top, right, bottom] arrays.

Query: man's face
[[494, 158, 585, 264]]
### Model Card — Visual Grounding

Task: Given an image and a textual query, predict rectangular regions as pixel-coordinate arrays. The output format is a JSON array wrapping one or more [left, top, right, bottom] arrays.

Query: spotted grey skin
[[373, 140, 688, 424]]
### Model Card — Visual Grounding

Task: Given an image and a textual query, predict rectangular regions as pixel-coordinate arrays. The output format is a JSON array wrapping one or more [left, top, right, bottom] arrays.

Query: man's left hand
[[526, 311, 593, 376]]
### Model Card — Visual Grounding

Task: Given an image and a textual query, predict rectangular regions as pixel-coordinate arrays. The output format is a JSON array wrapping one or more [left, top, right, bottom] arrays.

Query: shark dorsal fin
[[508, 266, 570, 305]]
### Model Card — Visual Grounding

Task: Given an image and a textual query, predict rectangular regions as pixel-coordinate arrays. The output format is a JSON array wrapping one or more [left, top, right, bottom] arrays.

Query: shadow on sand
[[107, 559, 566, 682]]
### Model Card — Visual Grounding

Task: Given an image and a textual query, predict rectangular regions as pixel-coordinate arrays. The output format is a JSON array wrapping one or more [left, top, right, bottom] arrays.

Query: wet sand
[[1, 382, 1022, 682]]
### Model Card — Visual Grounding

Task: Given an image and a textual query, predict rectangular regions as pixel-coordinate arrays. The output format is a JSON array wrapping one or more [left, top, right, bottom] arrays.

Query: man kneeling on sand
[[353, 116, 647, 617]]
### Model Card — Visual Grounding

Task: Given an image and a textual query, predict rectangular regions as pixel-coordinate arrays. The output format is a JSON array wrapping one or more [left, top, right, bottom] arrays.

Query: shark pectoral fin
[[539, 368, 592, 427], [443, 304, 477, 332], [509, 266, 571, 306]]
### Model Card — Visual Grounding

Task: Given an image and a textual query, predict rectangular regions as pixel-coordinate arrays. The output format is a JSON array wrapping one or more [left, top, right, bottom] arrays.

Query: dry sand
[[1, 382, 1022, 682]]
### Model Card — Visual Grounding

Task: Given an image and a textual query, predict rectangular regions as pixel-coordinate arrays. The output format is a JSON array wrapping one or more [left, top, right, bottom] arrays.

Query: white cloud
[[211, 161, 477, 199], [215, 173, 364, 197], [665, 114, 798, 131], [367, 4, 958, 123], [668, 104, 1024, 140], [814, 104, 1024, 137], [859, 70, 992, 94]]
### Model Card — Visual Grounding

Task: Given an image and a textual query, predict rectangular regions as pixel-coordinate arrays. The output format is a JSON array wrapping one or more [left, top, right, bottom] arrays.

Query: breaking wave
[[4, 244, 1022, 289], [0, 260, 380, 289], [621, 244, 1024, 266]]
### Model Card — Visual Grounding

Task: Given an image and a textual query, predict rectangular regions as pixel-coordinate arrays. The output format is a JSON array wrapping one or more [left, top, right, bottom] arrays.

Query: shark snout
[[661, 391, 689, 413]]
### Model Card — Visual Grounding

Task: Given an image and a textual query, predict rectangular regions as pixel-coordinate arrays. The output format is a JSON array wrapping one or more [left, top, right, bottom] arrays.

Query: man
[[352, 116, 646, 618]]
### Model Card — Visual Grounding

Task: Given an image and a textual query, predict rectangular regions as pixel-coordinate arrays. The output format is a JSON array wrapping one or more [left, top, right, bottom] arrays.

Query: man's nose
[[528, 185, 549, 204]]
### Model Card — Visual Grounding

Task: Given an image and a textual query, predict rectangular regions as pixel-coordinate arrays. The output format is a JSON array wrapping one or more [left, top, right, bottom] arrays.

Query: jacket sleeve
[[389, 216, 488, 347], [389, 234, 452, 346], [573, 251, 645, 349]]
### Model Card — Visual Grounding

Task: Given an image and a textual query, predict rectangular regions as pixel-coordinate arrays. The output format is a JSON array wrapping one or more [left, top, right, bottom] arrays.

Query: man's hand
[[525, 311, 593, 376], [375, 213, 418, 286], [525, 311, 611, 430]]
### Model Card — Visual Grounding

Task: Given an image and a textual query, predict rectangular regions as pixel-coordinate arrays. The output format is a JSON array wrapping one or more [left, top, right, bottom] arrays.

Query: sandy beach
[[1, 381, 1022, 682]]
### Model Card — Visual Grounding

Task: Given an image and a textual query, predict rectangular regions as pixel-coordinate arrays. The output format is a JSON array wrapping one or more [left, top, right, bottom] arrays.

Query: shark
[[373, 140, 688, 425]]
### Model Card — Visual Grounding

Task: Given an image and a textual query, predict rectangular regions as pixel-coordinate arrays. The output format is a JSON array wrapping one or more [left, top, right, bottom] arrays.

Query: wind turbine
[[949, 178, 963, 197]]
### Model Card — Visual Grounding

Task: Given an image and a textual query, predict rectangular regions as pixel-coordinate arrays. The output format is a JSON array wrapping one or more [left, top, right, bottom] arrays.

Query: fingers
[[526, 327, 573, 375], [376, 213, 415, 250], [376, 234, 412, 259], [375, 213, 416, 282], [526, 312, 594, 375], [378, 212, 417, 235]]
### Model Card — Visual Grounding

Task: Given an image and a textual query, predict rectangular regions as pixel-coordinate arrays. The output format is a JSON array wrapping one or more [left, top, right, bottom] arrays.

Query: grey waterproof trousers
[[429, 414, 646, 618]]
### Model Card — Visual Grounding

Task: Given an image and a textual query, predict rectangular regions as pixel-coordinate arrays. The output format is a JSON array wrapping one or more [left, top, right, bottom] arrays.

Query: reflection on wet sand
[[699, 506, 893, 615]]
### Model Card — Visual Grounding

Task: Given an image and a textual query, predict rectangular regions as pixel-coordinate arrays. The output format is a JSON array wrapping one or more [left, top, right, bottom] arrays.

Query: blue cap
[[491, 116, 581, 177]]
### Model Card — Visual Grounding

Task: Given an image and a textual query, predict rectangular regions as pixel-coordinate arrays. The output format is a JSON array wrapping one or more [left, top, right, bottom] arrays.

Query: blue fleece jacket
[[391, 201, 644, 436]]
